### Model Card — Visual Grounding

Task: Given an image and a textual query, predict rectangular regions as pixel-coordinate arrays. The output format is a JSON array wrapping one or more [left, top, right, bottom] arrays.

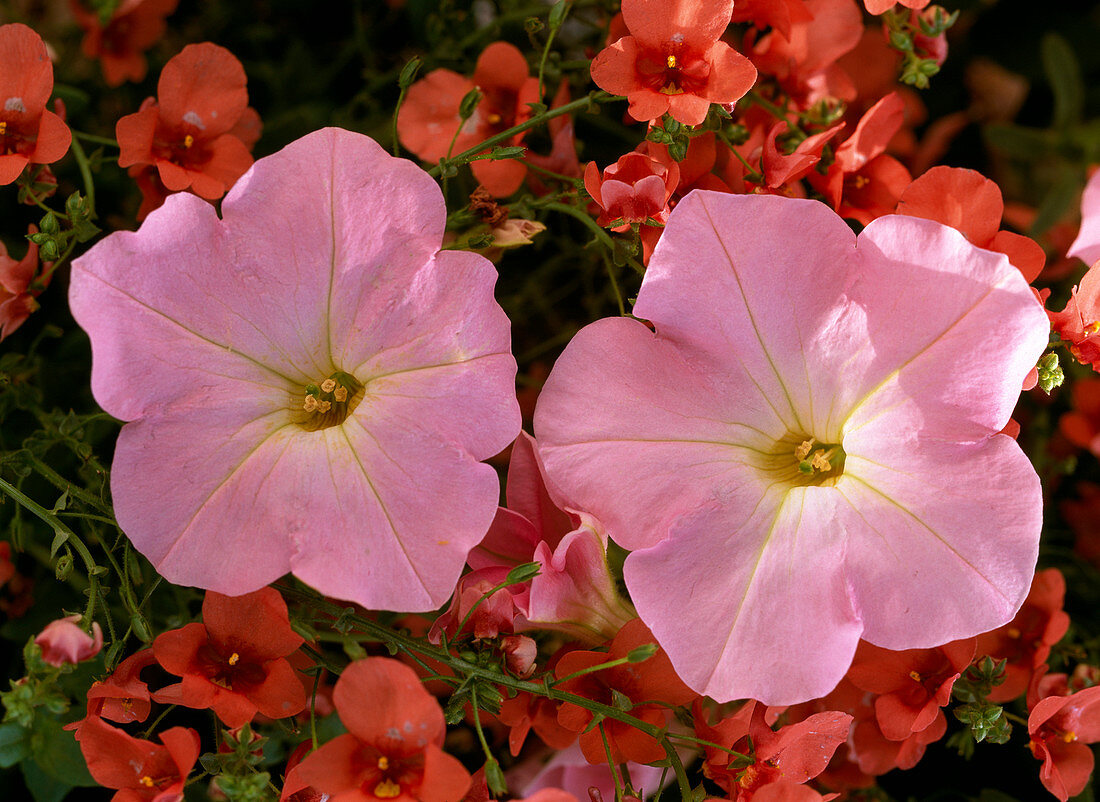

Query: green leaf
[[0, 722, 29, 768], [1041, 33, 1084, 128], [21, 759, 72, 802], [983, 124, 1057, 159], [30, 716, 96, 787], [1031, 165, 1082, 237]]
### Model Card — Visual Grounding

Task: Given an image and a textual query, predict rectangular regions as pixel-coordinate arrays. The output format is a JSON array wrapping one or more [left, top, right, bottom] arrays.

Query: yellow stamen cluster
[[377, 756, 390, 770], [228, 652, 240, 666], [796, 439, 838, 475], [1085, 321, 1100, 335], [140, 776, 155, 788], [1063, 730, 1078, 743], [0, 121, 7, 136], [183, 134, 194, 148], [374, 778, 402, 798], [298, 371, 364, 431], [909, 670, 922, 682], [666, 54, 678, 68]]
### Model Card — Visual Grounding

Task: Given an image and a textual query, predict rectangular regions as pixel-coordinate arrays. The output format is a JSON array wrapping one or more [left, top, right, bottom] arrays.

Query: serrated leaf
[[1041, 33, 1084, 128]]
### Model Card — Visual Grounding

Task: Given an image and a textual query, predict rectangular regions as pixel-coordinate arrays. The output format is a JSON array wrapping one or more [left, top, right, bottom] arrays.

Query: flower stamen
[[374, 778, 402, 798]]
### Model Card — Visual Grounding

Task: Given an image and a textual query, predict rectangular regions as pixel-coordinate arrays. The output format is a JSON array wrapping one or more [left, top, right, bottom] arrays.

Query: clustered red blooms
[[116, 41, 261, 218], [1, 225, 51, 341]]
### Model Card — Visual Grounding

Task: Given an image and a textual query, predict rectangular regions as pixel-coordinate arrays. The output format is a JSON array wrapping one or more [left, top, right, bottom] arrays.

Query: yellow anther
[[1007, 627, 1021, 639], [377, 756, 390, 770], [0, 121, 6, 136], [794, 439, 814, 461], [667, 54, 677, 69], [374, 778, 402, 798], [909, 670, 922, 682], [487, 113, 502, 125], [228, 652, 240, 666], [303, 395, 319, 412], [1063, 730, 1078, 743], [183, 134, 194, 148], [852, 175, 870, 189], [320, 378, 337, 393], [317, 399, 332, 413], [809, 450, 833, 473], [140, 776, 155, 788], [1085, 321, 1100, 335], [333, 386, 348, 402]]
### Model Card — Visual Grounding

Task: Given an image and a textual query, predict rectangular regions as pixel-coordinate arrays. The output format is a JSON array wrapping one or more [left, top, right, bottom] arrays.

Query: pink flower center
[[756, 433, 846, 487]]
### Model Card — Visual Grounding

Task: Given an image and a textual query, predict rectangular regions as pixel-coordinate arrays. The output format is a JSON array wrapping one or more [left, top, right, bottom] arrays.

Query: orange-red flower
[[290, 657, 471, 802], [555, 619, 696, 764], [77, 716, 200, 802], [590, 0, 757, 125], [0, 24, 72, 186], [70, 0, 179, 86], [1, 226, 51, 341], [116, 42, 258, 212], [151, 587, 306, 728], [398, 42, 539, 197], [1029, 684, 1100, 801]]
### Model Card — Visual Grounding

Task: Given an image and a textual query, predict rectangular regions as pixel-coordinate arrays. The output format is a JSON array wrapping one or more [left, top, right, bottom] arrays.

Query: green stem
[[553, 655, 632, 686], [69, 134, 96, 217], [72, 130, 119, 149], [599, 723, 624, 802], [540, 201, 645, 278], [0, 476, 100, 627], [28, 455, 114, 517], [429, 92, 612, 178]]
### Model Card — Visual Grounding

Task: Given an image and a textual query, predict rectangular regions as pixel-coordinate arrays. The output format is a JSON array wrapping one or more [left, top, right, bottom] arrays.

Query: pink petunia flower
[[534, 191, 1048, 704], [1069, 168, 1100, 268], [69, 128, 520, 612]]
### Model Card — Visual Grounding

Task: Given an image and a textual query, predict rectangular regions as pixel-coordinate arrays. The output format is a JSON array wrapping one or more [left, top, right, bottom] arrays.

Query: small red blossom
[[1059, 378, 1100, 457], [555, 619, 696, 765], [976, 568, 1071, 703], [896, 166, 1046, 282], [293, 657, 471, 802], [1050, 261, 1100, 370], [584, 152, 679, 263], [70, 0, 180, 87], [69, 649, 157, 737], [116, 42, 258, 214], [151, 587, 306, 728], [77, 715, 200, 802], [0, 24, 72, 186], [398, 42, 539, 197], [1028, 684, 1100, 801], [697, 700, 851, 800], [1, 226, 52, 341], [863, 0, 930, 14], [428, 565, 526, 643], [846, 638, 975, 741], [590, 0, 757, 126], [35, 615, 103, 667]]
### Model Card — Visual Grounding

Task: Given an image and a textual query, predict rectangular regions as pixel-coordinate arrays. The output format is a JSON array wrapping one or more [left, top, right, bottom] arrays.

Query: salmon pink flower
[[1, 225, 51, 341], [35, 615, 103, 666], [151, 588, 306, 728], [0, 24, 72, 185], [69, 128, 519, 611], [77, 716, 200, 802], [70, 0, 179, 87], [397, 42, 539, 197], [534, 191, 1048, 705], [1049, 262, 1100, 370], [116, 42, 258, 205], [1070, 169, 1100, 268], [589, 0, 757, 126], [292, 657, 471, 802]]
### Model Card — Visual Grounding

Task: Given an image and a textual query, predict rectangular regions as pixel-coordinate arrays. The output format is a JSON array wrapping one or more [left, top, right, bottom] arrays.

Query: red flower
[[398, 42, 539, 197], [846, 638, 975, 741], [584, 152, 679, 263], [1059, 378, 1100, 457], [1050, 261, 1100, 370], [35, 614, 103, 667], [1028, 685, 1100, 801], [293, 657, 471, 802], [697, 700, 851, 800], [1, 225, 51, 341], [976, 568, 1071, 703], [0, 24, 72, 185], [69, 649, 157, 737], [863, 0, 930, 14], [151, 587, 306, 728], [555, 619, 696, 764], [590, 0, 757, 126], [116, 42, 258, 210], [77, 715, 200, 802], [896, 166, 1046, 282], [70, 0, 179, 87]]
